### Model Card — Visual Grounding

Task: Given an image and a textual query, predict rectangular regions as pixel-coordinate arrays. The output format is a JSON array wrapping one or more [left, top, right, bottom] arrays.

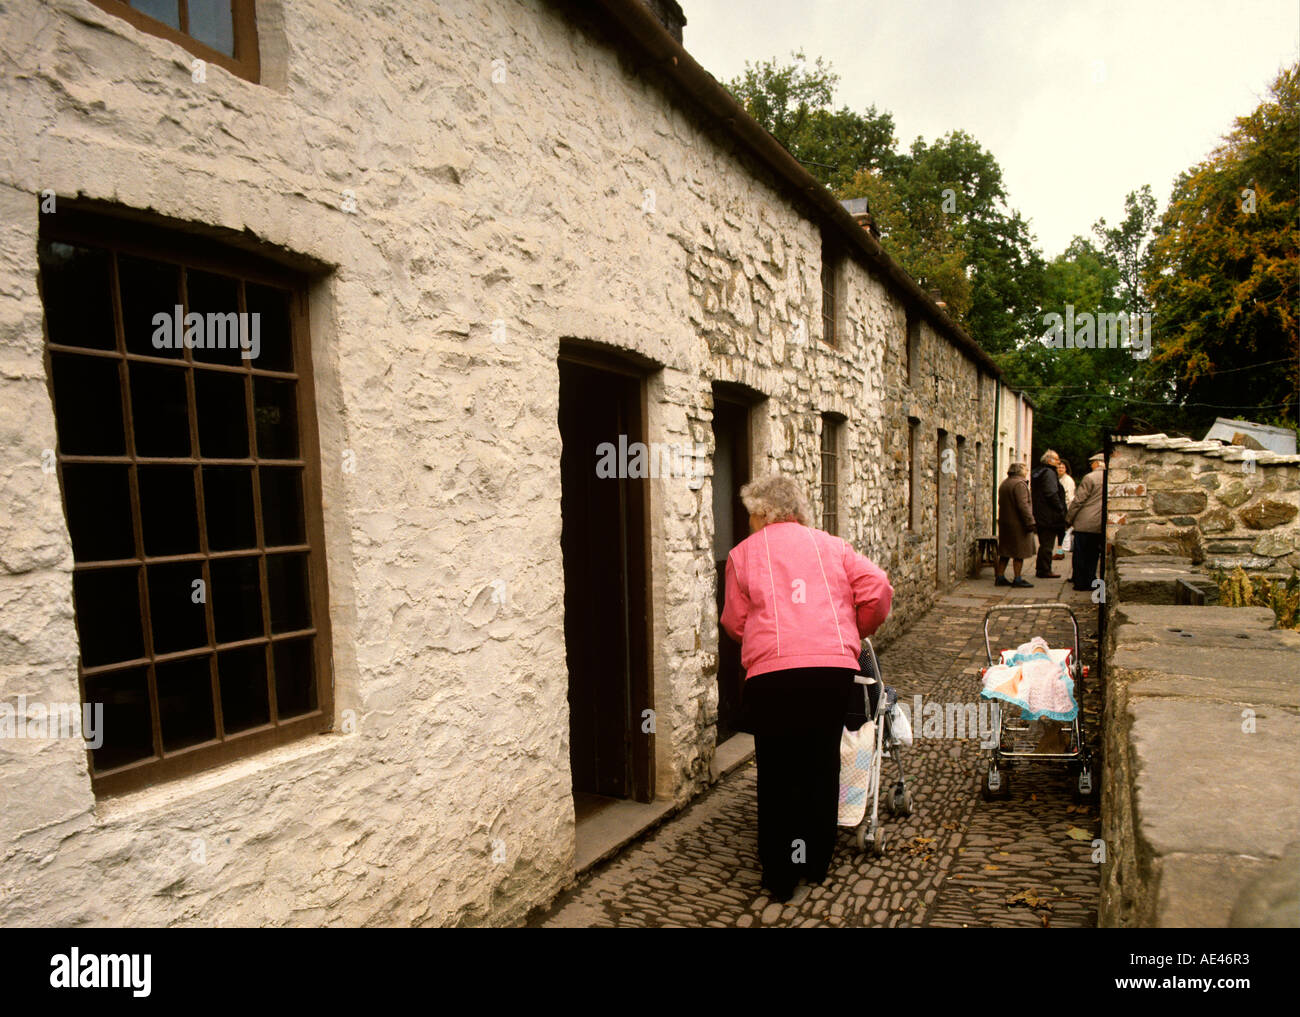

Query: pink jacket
[[720, 522, 894, 679]]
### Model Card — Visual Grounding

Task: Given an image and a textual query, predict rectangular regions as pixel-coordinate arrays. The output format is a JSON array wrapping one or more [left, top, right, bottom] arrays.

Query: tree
[[1141, 63, 1299, 432], [840, 165, 972, 320], [726, 51, 899, 190], [999, 236, 1135, 469], [1092, 185, 1157, 314], [839, 130, 1044, 353]]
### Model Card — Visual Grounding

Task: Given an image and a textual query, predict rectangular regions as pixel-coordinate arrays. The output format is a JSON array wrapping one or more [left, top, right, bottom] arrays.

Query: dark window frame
[[906, 417, 919, 531], [88, 0, 260, 83], [820, 413, 842, 535], [820, 236, 841, 348], [39, 208, 332, 797], [905, 307, 920, 387]]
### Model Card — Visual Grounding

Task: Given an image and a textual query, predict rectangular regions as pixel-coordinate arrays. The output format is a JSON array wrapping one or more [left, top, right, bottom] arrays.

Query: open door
[[712, 389, 752, 744], [559, 350, 653, 808]]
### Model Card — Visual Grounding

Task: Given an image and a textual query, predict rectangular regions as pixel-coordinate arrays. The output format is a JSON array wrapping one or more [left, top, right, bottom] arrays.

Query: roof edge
[[553, 0, 1007, 381]]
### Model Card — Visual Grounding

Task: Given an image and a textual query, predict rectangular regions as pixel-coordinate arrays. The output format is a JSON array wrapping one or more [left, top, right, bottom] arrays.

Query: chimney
[[640, 0, 686, 43], [838, 197, 881, 239], [928, 288, 947, 310]]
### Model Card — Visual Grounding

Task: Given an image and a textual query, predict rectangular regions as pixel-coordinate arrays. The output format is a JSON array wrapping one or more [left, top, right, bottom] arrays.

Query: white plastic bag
[[889, 701, 913, 746], [1061, 528, 1073, 553]]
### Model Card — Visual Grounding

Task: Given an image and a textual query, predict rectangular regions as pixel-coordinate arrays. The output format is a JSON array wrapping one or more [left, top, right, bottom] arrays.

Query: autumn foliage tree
[[1141, 63, 1299, 432]]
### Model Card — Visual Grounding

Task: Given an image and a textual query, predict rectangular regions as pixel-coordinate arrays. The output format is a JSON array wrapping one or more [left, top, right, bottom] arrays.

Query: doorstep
[[572, 733, 755, 875]]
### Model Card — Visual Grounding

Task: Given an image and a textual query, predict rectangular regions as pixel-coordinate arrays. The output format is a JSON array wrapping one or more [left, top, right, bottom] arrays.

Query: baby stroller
[[839, 638, 913, 857], [978, 603, 1095, 803]]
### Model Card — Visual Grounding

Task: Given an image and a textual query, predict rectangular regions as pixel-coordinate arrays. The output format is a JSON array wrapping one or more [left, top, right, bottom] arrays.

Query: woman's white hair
[[739, 474, 812, 527]]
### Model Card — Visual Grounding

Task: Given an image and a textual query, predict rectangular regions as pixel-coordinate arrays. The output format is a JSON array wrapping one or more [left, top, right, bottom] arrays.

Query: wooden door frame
[[710, 384, 759, 745], [557, 341, 656, 803]]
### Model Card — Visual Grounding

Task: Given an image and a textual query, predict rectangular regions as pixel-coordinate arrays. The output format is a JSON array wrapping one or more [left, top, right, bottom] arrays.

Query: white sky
[[679, 0, 1299, 258]]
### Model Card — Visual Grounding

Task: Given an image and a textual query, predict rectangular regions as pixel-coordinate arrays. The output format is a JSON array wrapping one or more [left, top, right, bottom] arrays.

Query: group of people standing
[[996, 450, 1105, 591]]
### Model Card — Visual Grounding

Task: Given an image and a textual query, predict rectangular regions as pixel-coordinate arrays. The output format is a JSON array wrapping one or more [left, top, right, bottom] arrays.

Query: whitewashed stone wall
[[0, 0, 997, 925]]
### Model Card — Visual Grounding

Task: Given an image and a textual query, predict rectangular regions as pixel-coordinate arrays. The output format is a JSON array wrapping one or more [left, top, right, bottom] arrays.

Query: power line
[[1006, 357, 1298, 393], [1030, 396, 1296, 410]]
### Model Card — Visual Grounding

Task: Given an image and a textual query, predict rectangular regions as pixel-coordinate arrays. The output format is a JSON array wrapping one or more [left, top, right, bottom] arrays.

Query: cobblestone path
[[532, 573, 1104, 928]]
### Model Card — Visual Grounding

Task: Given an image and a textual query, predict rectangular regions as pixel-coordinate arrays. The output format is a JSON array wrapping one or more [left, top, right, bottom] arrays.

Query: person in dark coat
[[1030, 449, 1068, 578], [996, 462, 1036, 588]]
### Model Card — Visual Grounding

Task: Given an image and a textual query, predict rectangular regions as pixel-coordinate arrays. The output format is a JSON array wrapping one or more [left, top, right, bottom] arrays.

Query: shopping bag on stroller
[[838, 719, 876, 828]]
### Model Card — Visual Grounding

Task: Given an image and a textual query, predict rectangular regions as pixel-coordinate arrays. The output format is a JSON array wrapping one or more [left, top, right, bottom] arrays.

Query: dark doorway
[[559, 350, 653, 804], [712, 389, 752, 744], [936, 428, 949, 588], [956, 435, 966, 576]]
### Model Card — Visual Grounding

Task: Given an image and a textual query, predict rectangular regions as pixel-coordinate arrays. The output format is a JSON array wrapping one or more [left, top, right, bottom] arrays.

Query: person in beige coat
[[996, 462, 1036, 588], [1067, 453, 1106, 592]]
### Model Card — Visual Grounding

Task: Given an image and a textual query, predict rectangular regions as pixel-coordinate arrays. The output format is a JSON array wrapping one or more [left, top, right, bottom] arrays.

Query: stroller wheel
[[1071, 761, 1098, 803], [981, 764, 1009, 801], [890, 785, 913, 817], [871, 829, 887, 857], [856, 823, 869, 852]]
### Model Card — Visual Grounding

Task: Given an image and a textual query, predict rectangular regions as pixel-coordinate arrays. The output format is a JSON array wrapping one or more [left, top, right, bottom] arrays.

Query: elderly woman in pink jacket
[[720, 474, 893, 902]]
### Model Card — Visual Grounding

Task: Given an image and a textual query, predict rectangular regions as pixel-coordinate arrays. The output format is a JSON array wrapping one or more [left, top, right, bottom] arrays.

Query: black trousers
[[1072, 530, 1103, 591], [741, 667, 856, 893], [1034, 526, 1062, 576]]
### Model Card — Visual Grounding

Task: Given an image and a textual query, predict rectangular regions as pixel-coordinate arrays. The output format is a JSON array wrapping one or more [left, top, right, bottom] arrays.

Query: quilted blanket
[[979, 636, 1078, 722]]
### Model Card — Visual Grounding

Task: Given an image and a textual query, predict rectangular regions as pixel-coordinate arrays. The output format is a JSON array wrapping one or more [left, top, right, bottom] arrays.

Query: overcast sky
[[679, 0, 1299, 259]]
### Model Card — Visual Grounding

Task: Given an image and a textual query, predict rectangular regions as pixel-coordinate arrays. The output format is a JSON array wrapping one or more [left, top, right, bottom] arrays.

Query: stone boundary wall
[[1108, 434, 1300, 573], [1101, 550, 1300, 926]]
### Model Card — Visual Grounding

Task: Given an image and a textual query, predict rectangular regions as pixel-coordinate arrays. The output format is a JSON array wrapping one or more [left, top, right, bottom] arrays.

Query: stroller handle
[[982, 603, 1081, 667]]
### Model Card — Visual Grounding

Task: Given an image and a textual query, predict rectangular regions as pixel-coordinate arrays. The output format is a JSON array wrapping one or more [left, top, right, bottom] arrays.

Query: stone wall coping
[[1102, 593, 1300, 927], [1118, 434, 1300, 464], [1118, 431, 1300, 462]]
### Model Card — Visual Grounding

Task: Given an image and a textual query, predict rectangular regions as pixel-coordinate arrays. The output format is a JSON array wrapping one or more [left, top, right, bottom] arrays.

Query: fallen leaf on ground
[[984, 864, 1000, 871], [1007, 889, 1055, 912], [1065, 827, 1092, 840]]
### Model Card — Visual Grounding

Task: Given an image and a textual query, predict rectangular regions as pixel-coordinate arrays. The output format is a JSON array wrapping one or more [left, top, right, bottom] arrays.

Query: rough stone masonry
[[0, 0, 1011, 926]]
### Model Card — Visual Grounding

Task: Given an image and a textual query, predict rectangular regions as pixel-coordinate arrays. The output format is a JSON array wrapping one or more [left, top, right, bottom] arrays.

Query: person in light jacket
[[1056, 458, 1076, 572], [720, 475, 893, 902], [1067, 453, 1106, 592]]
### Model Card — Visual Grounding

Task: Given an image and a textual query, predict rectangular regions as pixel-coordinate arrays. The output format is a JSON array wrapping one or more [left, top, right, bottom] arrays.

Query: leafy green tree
[[999, 236, 1135, 469], [726, 51, 900, 191], [1141, 63, 1299, 431], [839, 131, 1044, 353], [841, 165, 972, 320]]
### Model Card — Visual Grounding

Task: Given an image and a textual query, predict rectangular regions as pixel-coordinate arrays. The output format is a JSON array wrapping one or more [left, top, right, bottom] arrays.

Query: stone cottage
[[0, 0, 1023, 925]]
